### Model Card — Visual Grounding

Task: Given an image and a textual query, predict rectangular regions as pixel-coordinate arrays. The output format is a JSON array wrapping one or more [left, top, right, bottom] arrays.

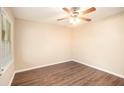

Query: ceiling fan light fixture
[[69, 17, 80, 25], [58, 7, 96, 24]]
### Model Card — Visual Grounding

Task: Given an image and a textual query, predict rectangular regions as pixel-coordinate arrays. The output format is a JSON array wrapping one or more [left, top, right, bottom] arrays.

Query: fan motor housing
[[71, 7, 80, 17], [71, 7, 80, 12]]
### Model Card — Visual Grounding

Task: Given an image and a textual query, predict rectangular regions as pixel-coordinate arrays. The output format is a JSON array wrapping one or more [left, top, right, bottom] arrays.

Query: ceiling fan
[[57, 7, 96, 24]]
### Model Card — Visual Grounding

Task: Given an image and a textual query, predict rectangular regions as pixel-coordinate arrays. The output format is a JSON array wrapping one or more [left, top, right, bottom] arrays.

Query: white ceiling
[[11, 7, 124, 26]]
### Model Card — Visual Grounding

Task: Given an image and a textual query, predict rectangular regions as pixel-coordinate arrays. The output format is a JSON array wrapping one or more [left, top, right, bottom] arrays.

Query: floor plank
[[12, 61, 124, 86]]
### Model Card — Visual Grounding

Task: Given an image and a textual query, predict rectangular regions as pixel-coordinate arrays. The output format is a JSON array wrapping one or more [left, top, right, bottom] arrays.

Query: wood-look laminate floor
[[12, 61, 124, 86]]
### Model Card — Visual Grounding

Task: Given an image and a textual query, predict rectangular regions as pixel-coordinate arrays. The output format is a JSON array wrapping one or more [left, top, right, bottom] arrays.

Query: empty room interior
[[1, 7, 124, 86]]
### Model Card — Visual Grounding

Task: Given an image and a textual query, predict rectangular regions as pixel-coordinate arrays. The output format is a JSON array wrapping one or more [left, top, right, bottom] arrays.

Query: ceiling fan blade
[[82, 7, 96, 15], [57, 17, 69, 21], [62, 7, 71, 14], [80, 17, 91, 22]]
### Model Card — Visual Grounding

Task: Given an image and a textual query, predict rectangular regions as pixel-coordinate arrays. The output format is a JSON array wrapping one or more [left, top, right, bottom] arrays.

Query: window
[[0, 8, 12, 72]]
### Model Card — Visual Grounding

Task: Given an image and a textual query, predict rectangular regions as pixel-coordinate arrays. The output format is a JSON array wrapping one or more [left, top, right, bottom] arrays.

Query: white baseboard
[[73, 59, 124, 79], [15, 59, 124, 81], [8, 71, 15, 86], [15, 60, 72, 73]]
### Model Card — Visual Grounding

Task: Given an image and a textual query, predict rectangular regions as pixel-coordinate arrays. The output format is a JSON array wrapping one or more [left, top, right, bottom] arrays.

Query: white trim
[[73, 59, 124, 79], [8, 71, 15, 86], [1, 8, 13, 24], [15, 60, 72, 73], [0, 61, 15, 86]]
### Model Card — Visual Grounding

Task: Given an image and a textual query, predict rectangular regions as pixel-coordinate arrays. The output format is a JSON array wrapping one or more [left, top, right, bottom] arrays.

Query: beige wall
[[0, 8, 15, 86], [73, 12, 124, 76], [15, 19, 72, 71]]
